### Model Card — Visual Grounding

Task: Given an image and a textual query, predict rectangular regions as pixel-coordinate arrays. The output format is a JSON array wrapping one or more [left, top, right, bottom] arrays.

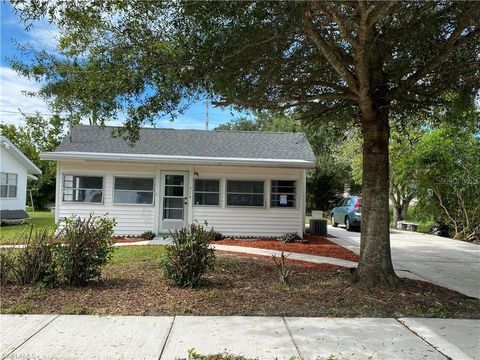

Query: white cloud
[[0, 66, 52, 126], [26, 21, 60, 52]]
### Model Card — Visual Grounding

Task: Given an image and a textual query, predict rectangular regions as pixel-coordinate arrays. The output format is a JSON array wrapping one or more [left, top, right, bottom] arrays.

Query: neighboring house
[[0, 136, 42, 221], [41, 125, 315, 237]]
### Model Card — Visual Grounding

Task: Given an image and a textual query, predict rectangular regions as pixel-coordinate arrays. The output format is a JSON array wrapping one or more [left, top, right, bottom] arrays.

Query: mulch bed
[[214, 233, 359, 262], [1, 247, 478, 318], [112, 236, 146, 243], [218, 250, 346, 270]]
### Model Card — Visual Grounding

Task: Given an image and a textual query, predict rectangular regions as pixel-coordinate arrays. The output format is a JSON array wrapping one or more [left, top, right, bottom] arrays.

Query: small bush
[[272, 251, 294, 285], [0, 250, 15, 285], [159, 223, 215, 287], [0, 227, 57, 286], [55, 214, 116, 286], [141, 231, 156, 240], [278, 232, 305, 243], [14, 228, 57, 286]]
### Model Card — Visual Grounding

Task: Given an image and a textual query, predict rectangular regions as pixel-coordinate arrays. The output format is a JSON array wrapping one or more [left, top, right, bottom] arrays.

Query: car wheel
[[331, 214, 338, 227], [345, 216, 352, 231]]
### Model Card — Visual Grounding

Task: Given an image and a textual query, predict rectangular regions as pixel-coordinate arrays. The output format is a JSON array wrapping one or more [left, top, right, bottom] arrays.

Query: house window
[[194, 179, 220, 206], [271, 180, 296, 208], [226, 180, 264, 207], [63, 175, 103, 203], [114, 177, 154, 204], [0, 173, 17, 198]]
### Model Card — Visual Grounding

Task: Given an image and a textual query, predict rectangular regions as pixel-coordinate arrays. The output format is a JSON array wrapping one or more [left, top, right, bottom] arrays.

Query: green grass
[[389, 205, 432, 234], [0, 211, 55, 244], [110, 245, 165, 265]]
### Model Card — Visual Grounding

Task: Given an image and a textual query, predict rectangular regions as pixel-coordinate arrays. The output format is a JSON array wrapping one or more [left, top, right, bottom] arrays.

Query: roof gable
[[0, 136, 42, 175]]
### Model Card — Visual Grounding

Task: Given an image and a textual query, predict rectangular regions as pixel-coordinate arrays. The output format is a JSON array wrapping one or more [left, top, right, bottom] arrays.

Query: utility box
[[310, 218, 327, 236]]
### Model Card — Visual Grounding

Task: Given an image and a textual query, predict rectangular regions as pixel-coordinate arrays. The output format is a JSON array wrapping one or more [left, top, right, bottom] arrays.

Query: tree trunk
[[400, 201, 410, 221], [392, 205, 401, 225], [353, 106, 399, 287], [392, 202, 409, 225]]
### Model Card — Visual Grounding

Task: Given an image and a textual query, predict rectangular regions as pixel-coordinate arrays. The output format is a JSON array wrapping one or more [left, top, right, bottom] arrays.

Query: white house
[[41, 125, 315, 237], [0, 136, 42, 219]]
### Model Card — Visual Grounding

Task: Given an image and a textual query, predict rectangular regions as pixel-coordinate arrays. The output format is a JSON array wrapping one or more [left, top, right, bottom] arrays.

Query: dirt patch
[[214, 233, 359, 262], [1, 246, 478, 318]]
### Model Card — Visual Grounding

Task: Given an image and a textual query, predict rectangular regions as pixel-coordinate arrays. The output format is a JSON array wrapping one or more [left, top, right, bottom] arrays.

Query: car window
[[345, 198, 353, 207], [337, 198, 346, 207]]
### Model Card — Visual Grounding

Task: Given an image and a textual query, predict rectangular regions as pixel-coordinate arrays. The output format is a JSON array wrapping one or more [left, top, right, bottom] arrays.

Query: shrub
[[272, 251, 293, 285], [141, 231, 156, 240], [0, 227, 57, 286], [14, 227, 57, 286], [0, 250, 15, 285], [278, 232, 305, 243], [55, 214, 116, 286], [159, 223, 215, 287]]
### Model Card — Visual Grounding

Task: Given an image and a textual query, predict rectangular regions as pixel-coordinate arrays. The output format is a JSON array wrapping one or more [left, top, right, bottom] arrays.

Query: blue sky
[[0, 2, 248, 129]]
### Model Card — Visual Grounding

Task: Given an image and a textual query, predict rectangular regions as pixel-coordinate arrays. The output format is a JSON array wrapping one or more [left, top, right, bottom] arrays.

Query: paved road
[[2, 315, 479, 359], [327, 226, 480, 298]]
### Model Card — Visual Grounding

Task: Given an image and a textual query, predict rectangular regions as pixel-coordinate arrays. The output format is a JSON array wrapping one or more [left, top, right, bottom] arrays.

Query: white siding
[[58, 161, 158, 235], [56, 161, 306, 237], [193, 207, 301, 237], [192, 165, 304, 237], [0, 149, 28, 211]]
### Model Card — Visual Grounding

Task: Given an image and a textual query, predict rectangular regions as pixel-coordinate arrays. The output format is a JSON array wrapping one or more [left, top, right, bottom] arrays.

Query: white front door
[[160, 171, 189, 233]]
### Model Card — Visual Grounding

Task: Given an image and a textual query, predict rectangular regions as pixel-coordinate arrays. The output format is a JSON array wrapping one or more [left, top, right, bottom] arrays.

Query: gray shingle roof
[[54, 125, 315, 165]]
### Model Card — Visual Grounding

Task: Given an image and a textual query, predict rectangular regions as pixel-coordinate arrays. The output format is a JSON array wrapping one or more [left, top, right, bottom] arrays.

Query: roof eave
[[40, 151, 316, 169], [0, 136, 42, 175]]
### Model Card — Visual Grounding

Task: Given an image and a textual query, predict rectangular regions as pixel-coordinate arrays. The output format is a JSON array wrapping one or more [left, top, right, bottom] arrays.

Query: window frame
[[113, 175, 155, 206], [270, 179, 297, 209], [225, 179, 265, 208], [193, 178, 221, 207], [62, 174, 104, 204], [0, 172, 18, 199]]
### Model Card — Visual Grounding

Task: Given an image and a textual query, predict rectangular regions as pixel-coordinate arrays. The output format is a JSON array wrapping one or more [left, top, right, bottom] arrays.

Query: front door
[[160, 171, 188, 233]]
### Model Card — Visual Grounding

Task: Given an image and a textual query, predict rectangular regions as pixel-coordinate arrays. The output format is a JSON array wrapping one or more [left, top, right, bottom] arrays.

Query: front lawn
[[1, 245, 479, 318], [0, 211, 55, 244]]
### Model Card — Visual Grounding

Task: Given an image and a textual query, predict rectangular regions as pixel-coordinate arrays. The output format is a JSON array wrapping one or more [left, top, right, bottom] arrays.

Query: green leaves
[[407, 126, 480, 239], [12, 1, 479, 138], [0, 114, 73, 209]]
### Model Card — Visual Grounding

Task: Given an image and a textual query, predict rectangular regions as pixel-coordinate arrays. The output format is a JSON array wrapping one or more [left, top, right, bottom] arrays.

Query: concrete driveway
[[327, 225, 480, 298]]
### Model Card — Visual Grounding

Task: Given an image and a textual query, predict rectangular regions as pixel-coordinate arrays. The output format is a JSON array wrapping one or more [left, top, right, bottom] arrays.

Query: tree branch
[[366, 1, 400, 28], [301, 4, 358, 94], [388, 26, 480, 100], [316, 2, 359, 48], [212, 91, 354, 109]]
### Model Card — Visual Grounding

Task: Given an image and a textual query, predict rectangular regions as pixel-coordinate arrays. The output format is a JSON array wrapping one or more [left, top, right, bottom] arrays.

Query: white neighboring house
[[0, 136, 42, 218], [41, 125, 316, 238]]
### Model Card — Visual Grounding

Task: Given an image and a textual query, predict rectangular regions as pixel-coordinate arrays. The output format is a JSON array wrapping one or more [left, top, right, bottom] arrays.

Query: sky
[[0, 2, 247, 129]]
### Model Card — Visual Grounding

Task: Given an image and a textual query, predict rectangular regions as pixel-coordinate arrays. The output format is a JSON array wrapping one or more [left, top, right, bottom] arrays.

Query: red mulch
[[218, 250, 346, 270], [214, 233, 359, 262]]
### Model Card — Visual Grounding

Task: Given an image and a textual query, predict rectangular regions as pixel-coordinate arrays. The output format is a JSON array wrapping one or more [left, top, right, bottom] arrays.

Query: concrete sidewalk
[[1, 315, 478, 360]]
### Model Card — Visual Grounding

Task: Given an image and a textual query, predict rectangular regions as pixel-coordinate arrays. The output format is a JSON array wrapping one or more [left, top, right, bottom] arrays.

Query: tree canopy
[[0, 114, 73, 209], [11, 0, 480, 287]]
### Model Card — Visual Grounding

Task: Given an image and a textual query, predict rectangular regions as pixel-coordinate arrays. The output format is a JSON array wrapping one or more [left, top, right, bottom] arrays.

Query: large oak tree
[[12, 1, 480, 286]]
